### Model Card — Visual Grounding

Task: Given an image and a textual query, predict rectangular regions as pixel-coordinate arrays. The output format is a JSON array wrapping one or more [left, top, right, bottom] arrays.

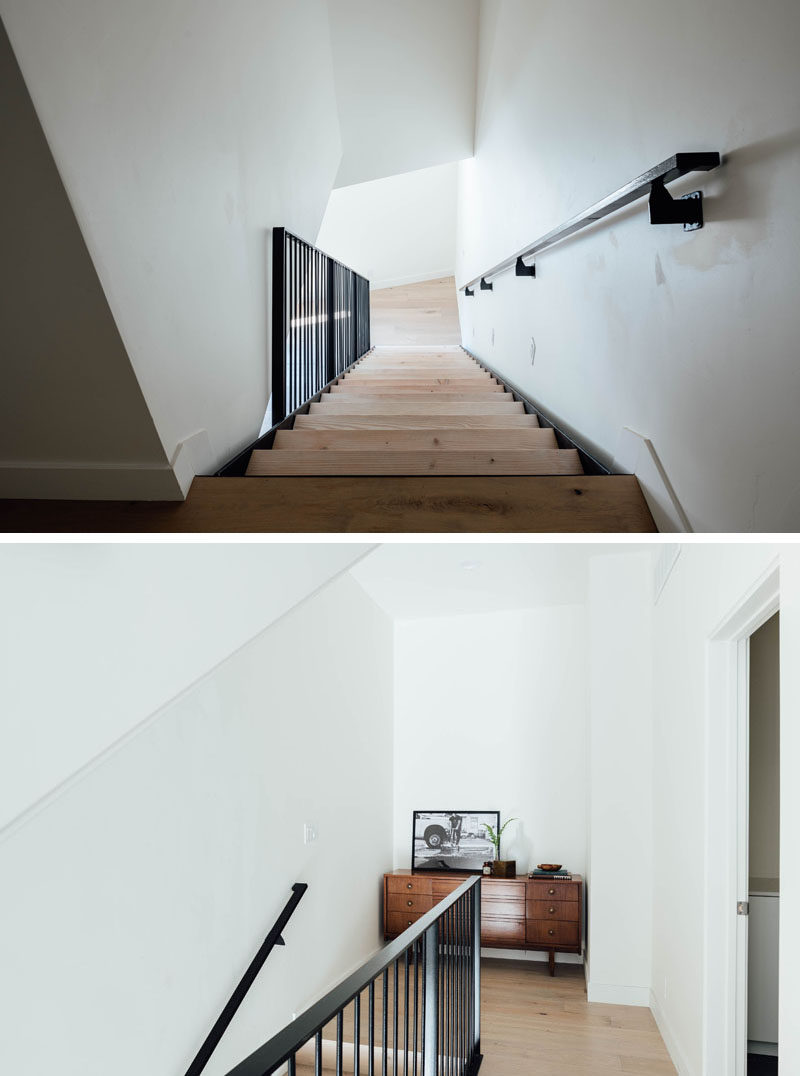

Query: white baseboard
[[612, 426, 692, 533], [586, 981, 651, 1006], [480, 947, 583, 964], [650, 989, 695, 1075], [0, 459, 186, 500]]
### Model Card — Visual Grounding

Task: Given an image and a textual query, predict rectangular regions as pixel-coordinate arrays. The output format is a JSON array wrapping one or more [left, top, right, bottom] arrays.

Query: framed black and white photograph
[[411, 810, 500, 872]]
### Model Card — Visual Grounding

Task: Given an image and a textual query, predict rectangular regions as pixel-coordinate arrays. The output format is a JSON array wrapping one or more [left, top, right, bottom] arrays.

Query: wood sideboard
[[382, 869, 583, 976]]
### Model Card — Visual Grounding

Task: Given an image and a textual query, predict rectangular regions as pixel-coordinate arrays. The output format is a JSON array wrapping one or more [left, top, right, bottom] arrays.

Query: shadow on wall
[[710, 127, 800, 223]]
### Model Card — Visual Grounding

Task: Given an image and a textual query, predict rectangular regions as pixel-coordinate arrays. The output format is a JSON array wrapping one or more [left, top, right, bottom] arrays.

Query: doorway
[[703, 561, 779, 1076], [746, 613, 779, 1073]]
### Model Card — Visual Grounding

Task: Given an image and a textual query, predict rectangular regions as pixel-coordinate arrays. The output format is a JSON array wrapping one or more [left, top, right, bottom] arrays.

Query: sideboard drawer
[[387, 893, 434, 914], [386, 910, 426, 935], [481, 879, 526, 902], [483, 915, 526, 947], [527, 881, 579, 902], [386, 876, 433, 896], [527, 899, 580, 922], [526, 920, 579, 946]]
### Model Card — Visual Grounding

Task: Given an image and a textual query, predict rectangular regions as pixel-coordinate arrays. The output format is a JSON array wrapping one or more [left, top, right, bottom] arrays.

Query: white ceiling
[[349, 543, 655, 620]]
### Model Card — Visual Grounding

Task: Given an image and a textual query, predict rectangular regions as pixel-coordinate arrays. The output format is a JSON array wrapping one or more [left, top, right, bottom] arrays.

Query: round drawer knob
[[549, 888, 555, 895], [548, 929, 555, 936], [407, 883, 413, 890], [407, 900, 413, 907], [549, 907, 555, 914], [408, 920, 413, 926]]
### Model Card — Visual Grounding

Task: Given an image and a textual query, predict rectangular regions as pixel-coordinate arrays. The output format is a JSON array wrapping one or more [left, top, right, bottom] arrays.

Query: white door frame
[[703, 559, 779, 1075]]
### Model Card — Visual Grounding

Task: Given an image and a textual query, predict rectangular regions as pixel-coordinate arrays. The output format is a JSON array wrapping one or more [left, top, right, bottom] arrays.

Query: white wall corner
[[586, 981, 651, 1007], [612, 427, 693, 533], [170, 429, 213, 495], [649, 989, 696, 1076]]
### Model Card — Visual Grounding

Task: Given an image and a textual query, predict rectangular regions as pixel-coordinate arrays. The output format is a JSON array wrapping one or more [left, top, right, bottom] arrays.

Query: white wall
[[328, 0, 478, 188], [0, 571, 394, 1076], [393, 606, 587, 887], [0, 1, 342, 494], [586, 553, 653, 1005], [0, 19, 180, 500], [749, 612, 780, 881], [0, 543, 371, 832], [456, 0, 800, 532], [317, 163, 459, 289], [649, 544, 787, 1074]]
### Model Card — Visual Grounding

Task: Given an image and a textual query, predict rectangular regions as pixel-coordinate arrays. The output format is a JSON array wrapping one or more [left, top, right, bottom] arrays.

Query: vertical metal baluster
[[316, 1029, 323, 1076], [473, 882, 481, 1064], [423, 921, 438, 1076], [413, 939, 419, 1076], [404, 948, 409, 1076], [449, 907, 454, 1076], [337, 1009, 344, 1076], [369, 979, 376, 1076], [292, 238, 298, 412], [383, 968, 389, 1076], [393, 959, 399, 1076], [288, 1053, 296, 1076], [303, 244, 308, 405], [355, 992, 361, 1076], [460, 895, 467, 1071]]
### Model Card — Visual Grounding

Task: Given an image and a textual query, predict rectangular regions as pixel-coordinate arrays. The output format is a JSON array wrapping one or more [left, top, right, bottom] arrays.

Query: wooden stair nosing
[[246, 448, 583, 477]]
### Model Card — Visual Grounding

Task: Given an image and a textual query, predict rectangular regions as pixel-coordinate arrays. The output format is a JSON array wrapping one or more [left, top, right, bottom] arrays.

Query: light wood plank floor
[[370, 277, 461, 346], [294, 957, 675, 1075], [480, 959, 675, 1075]]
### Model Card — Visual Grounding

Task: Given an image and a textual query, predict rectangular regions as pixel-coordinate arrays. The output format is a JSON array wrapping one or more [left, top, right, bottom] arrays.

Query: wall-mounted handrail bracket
[[515, 256, 536, 278], [461, 151, 720, 291], [464, 285, 475, 297], [649, 179, 704, 230], [480, 277, 493, 290]]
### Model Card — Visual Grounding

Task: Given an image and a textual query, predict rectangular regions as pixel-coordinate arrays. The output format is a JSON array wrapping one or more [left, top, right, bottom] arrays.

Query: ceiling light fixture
[[460, 560, 482, 571]]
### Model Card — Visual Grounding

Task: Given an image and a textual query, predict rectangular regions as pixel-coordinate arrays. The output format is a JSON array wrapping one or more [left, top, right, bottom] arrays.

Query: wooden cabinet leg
[[549, 949, 555, 976]]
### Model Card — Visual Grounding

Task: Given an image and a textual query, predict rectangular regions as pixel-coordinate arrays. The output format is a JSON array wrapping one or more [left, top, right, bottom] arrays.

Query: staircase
[[246, 346, 583, 478]]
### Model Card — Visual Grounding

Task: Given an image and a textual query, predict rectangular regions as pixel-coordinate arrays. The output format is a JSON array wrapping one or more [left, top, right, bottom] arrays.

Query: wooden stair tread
[[310, 399, 524, 414], [330, 389, 506, 400], [273, 428, 557, 451], [293, 413, 540, 430], [333, 383, 503, 394], [246, 448, 583, 476]]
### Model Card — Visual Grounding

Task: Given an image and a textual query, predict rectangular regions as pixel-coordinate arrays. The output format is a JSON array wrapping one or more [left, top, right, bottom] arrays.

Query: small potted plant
[[484, 818, 518, 878]]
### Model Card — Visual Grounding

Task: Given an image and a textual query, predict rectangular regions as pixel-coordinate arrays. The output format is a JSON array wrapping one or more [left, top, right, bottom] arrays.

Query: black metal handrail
[[223, 875, 482, 1076], [273, 228, 370, 423], [185, 883, 308, 1076], [462, 151, 721, 292]]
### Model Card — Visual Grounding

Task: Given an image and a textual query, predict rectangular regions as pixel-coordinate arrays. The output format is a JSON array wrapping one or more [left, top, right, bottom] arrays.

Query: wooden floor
[[479, 959, 675, 1076], [369, 277, 461, 346], [0, 475, 656, 532], [292, 958, 675, 1075]]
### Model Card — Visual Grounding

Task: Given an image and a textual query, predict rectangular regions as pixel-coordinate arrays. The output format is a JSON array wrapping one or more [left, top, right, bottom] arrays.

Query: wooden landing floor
[[291, 958, 675, 1076], [479, 959, 675, 1076], [0, 475, 656, 533]]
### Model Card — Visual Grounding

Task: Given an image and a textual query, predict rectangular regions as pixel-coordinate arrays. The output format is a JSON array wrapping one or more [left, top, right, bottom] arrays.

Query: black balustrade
[[223, 876, 482, 1076], [273, 228, 370, 424]]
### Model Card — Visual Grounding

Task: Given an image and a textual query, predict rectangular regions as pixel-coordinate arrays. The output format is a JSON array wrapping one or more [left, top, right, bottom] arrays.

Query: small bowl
[[537, 863, 562, 872]]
